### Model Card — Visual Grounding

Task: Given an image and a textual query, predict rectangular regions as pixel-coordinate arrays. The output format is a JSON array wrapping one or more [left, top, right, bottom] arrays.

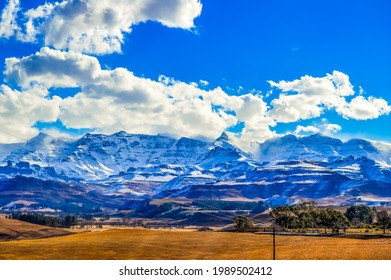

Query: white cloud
[[294, 122, 342, 138], [359, 86, 365, 95], [268, 71, 390, 122], [8, 0, 202, 54], [0, 0, 20, 39], [294, 125, 320, 136], [323, 123, 342, 134], [4, 48, 276, 146], [5, 47, 101, 88], [336, 96, 391, 120], [0, 85, 61, 143], [16, 2, 55, 43], [199, 80, 209, 86], [268, 71, 354, 98], [5, 49, 389, 148], [40, 128, 79, 140], [269, 93, 323, 122]]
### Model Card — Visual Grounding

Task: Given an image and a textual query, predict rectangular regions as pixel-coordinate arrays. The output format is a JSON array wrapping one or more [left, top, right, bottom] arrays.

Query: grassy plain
[[0, 228, 390, 260], [0, 219, 70, 241]]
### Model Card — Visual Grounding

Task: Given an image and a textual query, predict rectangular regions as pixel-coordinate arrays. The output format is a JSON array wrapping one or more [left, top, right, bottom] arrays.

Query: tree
[[270, 203, 350, 234], [376, 210, 390, 234], [81, 214, 94, 228], [271, 206, 299, 229], [321, 208, 350, 234], [62, 215, 77, 228], [344, 205, 375, 226], [13, 212, 60, 227], [271, 202, 322, 230], [233, 216, 254, 232]]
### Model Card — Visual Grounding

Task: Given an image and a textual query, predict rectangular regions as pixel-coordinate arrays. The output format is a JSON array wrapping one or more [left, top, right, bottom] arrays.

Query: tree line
[[271, 202, 349, 233], [233, 202, 391, 233], [12, 213, 78, 228], [271, 202, 390, 233]]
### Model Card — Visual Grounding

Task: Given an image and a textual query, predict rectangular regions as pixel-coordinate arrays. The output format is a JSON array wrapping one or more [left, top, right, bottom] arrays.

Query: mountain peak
[[276, 134, 298, 143], [113, 131, 128, 137], [28, 132, 54, 144], [34, 132, 51, 139], [215, 132, 229, 142], [301, 133, 343, 145], [303, 132, 325, 138]]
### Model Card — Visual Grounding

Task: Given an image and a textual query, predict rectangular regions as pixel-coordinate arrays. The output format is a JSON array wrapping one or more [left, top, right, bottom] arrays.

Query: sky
[[0, 0, 390, 151]]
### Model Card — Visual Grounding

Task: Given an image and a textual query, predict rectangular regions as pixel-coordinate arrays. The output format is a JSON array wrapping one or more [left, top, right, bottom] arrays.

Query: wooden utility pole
[[273, 227, 276, 260]]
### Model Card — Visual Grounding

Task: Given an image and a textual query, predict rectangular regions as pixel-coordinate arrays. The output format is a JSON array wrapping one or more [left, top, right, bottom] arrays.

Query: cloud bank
[[4, 48, 275, 146], [4, 46, 389, 148], [3, 0, 202, 54], [269, 71, 390, 122], [0, 85, 60, 142]]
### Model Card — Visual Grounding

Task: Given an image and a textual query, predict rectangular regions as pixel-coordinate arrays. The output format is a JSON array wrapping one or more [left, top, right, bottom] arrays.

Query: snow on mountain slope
[[258, 134, 327, 162], [367, 140, 391, 162], [5, 133, 74, 166], [0, 143, 24, 161], [342, 139, 386, 163], [1, 131, 391, 207], [2, 132, 212, 180], [201, 132, 253, 168], [258, 133, 391, 164], [300, 134, 343, 160]]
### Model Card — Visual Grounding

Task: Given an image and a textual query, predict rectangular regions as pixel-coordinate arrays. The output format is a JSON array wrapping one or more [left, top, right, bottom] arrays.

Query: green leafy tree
[[321, 208, 350, 234], [13, 213, 60, 227], [233, 216, 254, 232], [297, 203, 319, 229], [270, 202, 350, 233], [271, 206, 298, 229], [376, 210, 390, 234], [344, 205, 375, 226], [271, 202, 319, 230], [62, 215, 77, 228]]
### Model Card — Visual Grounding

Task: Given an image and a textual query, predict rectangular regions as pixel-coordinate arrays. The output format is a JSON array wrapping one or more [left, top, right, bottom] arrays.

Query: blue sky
[[0, 0, 390, 148]]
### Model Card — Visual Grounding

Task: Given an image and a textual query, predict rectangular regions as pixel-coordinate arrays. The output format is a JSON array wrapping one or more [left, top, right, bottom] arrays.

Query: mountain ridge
[[1, 132, 391, 215]]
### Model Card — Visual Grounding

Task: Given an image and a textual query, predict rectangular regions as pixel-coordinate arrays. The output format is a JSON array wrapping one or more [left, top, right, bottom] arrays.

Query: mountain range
[[0, 131, 390, 222]]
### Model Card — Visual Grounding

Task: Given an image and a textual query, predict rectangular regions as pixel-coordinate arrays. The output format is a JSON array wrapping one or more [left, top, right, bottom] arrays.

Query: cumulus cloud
[[16, 2, 55, 43], [323, 123, 342, 134], [4, 47, 275, 146], [4, 48, 390, 148], [336, 96, 391, 120], [269, 71, 390, 122], [5, 0, 202, 54], [5, 47, 101, 88], [294, 123, 342, 137], [269, 93, 323, 123], [0, 85, 61, 143], [294, 125, 320, 136], [0, 0, 20, 39]]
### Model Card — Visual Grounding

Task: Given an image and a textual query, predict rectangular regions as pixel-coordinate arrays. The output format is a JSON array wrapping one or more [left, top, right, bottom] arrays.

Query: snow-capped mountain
[[0, 143, 24, 161], [1, 132, 391, 214], [3, 132, 211, 181], [258, 133, 391, 164]]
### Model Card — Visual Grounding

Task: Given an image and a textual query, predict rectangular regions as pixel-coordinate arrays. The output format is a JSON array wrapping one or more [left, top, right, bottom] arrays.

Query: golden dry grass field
[[0, 219, 71, 241], [0, 228, 390, 260]]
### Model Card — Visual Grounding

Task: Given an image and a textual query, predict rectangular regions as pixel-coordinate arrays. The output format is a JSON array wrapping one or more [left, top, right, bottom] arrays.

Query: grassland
[[0, 228, 390, 260], [0, 219, 71, 241]]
